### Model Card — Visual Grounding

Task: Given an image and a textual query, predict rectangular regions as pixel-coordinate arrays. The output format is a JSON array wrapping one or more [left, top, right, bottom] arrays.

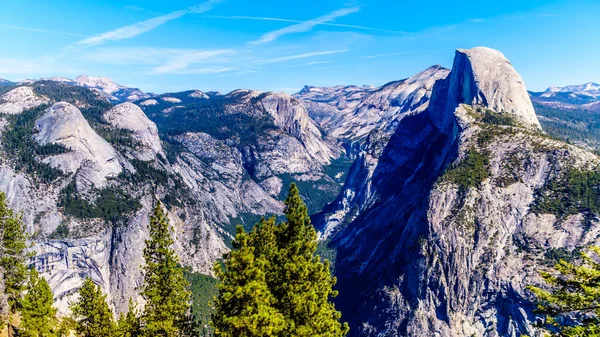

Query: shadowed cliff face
[[327, 68, 459, 337], [320, 47, 599, 337]]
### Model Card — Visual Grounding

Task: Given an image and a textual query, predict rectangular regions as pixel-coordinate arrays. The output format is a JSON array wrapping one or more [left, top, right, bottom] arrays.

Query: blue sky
[[0, 0, 598, 94]]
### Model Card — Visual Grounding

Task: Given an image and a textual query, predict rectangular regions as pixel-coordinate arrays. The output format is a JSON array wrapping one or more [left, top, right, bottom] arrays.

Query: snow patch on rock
[[189, 90, 210, 99], [139, 99, 159, 106], [162, 97, 182, 103]]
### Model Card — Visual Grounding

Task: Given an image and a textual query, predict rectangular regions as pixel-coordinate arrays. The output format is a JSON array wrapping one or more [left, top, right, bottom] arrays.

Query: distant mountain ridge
[[0, 75, 153, 103], [543, 82, 600, 95], [530, 81, 600, 112], [295, 65, 450, 143]]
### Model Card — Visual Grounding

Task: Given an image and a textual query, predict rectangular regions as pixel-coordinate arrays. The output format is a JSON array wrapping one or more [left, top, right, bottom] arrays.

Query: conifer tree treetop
[[20, 268, 57, 337], [213, 183, 349, 337], [141, 202, 191, 337]]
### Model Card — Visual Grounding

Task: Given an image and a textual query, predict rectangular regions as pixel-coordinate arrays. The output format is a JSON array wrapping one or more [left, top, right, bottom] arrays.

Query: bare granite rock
[[33, 102, 123, 190], [104, 102, 164, 161], [0, 86, 50, 114]]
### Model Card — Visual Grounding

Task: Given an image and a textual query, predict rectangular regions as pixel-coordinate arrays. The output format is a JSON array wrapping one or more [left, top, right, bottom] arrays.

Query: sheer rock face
[[0, 86, 50, 114], [261, 92, 336, 166], [319, 47, 593, 337], [446, 47, 541, 129], [30, 236, 113, 315], [104, 102, 164, 161], [217, 90, 340, 173], [296, 66, 450, 141], [33, 102, 123, 190]]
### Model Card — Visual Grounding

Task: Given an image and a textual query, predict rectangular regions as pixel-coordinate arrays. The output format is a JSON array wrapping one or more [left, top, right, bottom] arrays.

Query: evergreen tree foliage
[[20, 269, 57, 337], [213, 218, 286, 337], [213, 184, 349, 337], [116, 299, 141, 337], [70, 277, 116, 337], [141, 203, 191, 337], [56, 317, 76, 337], [528, 246, 600, 336], [0, 192, 29, 311], [0, 191, 29, 331]]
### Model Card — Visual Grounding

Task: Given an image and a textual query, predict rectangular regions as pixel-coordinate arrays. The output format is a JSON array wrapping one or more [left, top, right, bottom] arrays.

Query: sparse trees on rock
[[528, 246, 600, 336]]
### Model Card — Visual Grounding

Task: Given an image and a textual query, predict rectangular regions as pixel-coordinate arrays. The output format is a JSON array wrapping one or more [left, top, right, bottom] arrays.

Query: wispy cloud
[[251, 50, 348, 65], [287, 61, 333, 68], [123, 5, 165, 16], [0, 24, 85, 37], [151, 50, 234, 74], [75, 0, 224, 47], [250, 7, 361, 45], [360, 52, 407, 59], [160, 66, 235, 75], [0, 57, 83, 77], [205, 15, 411, 35], [81, 47, 233, 74], [215, 69, 258, 78]]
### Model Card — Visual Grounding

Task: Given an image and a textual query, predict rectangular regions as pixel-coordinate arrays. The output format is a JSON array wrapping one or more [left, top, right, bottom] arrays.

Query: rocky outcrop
[[446, 47, 541, 128], [104, 102, 164, 161], [75, 75, 150, 102], [33, 102, 123, 190], [0, 86, 50, 114], [139, 99, 159, 106], [173, 132, 284, 220], [259, 92, 338, 168], [319, 47, 584, 337], [30, 235, 113, 315]]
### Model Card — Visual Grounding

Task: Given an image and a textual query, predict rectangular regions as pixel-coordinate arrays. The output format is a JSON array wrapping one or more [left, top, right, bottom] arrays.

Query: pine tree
[[0, 192, 28, 308], [20, 268, 57, 337], [0, 192, 29, 330], [528, 246, 600, 336], [70, 277, 116, 337], [116, 299, 141, 337], [213, 184, 349, 337], [141, 203, 191, 337], [273, 184, 348, 336], [212, 218, 286, 337]]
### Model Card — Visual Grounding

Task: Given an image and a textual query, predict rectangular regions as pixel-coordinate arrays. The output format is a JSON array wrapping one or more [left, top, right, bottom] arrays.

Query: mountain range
[[0, 47, 599, 337]]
